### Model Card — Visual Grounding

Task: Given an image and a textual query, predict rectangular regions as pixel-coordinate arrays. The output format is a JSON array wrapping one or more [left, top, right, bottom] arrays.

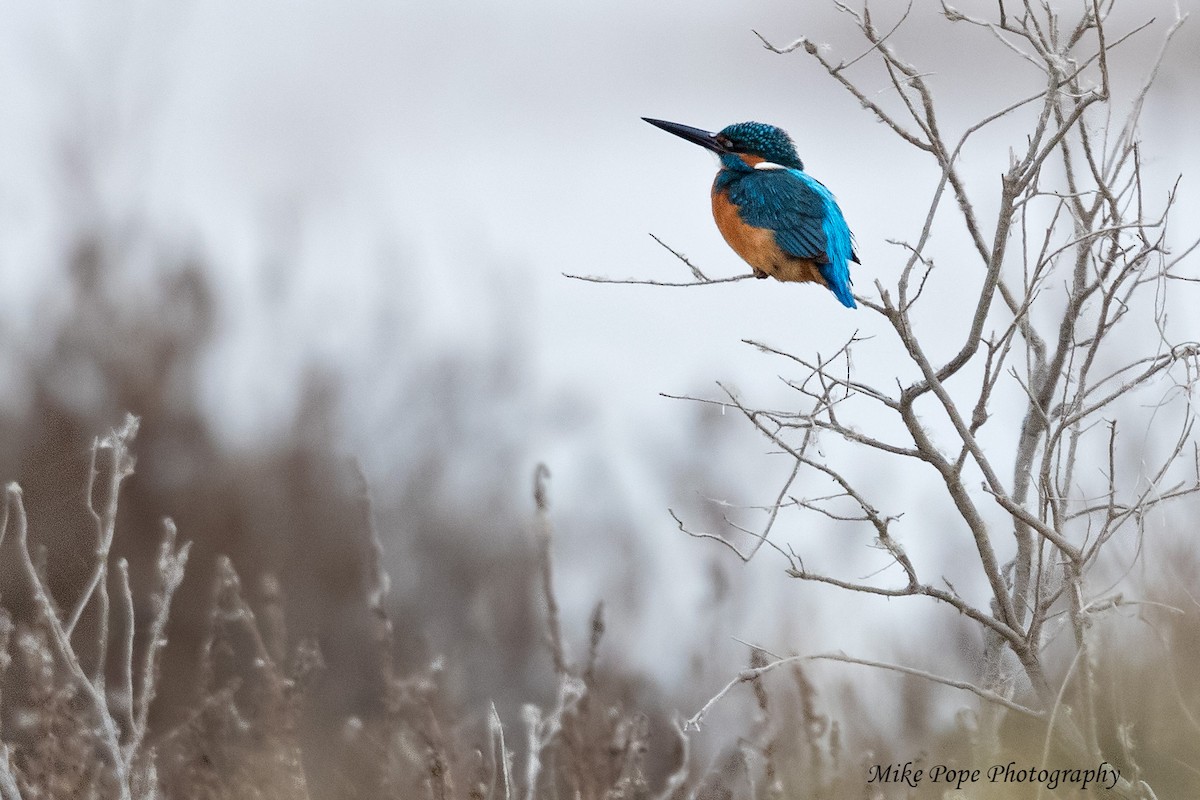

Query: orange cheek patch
[[738, 153, 766, 167]]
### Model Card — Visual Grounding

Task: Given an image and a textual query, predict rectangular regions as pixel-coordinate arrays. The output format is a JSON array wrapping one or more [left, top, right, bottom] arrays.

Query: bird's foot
[[752, 268, 769, 279]]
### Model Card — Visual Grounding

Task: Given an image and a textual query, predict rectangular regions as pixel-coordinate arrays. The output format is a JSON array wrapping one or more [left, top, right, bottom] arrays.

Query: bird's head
[[642, 118, 804, 172]]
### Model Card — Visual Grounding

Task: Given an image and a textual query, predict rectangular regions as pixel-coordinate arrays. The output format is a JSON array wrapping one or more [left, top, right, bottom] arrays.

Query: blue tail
[[817, 260, 856, 308], [816, 186, 857, 309]]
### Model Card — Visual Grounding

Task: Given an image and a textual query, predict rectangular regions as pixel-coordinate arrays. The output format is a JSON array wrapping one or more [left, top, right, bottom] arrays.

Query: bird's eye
[[715, 135, 733, 150]]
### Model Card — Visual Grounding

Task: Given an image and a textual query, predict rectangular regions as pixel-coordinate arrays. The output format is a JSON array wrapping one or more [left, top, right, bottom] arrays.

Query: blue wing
[[726, 168, 858, 309]]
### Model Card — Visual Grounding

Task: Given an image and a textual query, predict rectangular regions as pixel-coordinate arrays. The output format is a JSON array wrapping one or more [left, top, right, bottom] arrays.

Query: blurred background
[[0, 0, 1197, 795]]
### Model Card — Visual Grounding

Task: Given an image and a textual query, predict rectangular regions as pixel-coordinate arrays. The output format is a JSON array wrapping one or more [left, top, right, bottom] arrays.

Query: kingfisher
[[643, 117, 858, 309]]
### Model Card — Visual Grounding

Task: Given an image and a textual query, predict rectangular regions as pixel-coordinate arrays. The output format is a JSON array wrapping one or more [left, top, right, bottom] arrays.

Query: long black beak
[[642, 117, 727, 154]]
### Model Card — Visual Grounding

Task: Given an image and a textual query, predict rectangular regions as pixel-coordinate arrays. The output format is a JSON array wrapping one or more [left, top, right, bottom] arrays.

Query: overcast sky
[[1, 0, 1197, 699]]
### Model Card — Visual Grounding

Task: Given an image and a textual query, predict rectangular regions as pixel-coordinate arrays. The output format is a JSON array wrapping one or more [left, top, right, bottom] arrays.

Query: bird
[[643, 117, 858, 309]]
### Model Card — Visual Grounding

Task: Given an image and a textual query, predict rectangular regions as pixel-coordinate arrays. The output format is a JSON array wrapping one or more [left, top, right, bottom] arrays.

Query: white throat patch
[[753, 162, 789, 171]]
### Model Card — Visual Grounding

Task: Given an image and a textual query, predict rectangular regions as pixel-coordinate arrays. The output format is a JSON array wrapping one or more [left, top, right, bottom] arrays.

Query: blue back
[[717, 166, 858, 309]]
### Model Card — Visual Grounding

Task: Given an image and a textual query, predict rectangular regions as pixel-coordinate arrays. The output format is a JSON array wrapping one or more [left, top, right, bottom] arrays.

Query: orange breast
[[711, 187, 824, 284]]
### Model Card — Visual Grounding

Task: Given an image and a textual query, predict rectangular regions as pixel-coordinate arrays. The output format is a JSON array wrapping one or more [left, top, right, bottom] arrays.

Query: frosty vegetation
[[2, 2, 1199, 799]]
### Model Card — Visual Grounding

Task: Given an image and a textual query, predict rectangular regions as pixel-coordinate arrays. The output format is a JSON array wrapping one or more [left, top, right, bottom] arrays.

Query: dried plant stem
[[6, 483, 132, 800], [533, 464, 568, 676]]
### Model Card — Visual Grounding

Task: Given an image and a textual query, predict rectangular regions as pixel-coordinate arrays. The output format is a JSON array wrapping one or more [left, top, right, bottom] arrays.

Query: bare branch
[[125, 519, 191, 770], [67, 413, 140, 638], [563, 271, 754, 287], [6, 483, 132, 799], [808, 651, 1044, 719]]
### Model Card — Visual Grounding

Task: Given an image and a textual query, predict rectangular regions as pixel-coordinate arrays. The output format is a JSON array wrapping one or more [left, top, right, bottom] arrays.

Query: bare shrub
[[576, 2, 1198, 798]]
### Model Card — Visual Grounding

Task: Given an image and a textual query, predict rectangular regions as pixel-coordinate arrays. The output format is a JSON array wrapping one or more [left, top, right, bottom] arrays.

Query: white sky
[[1, 0, 1197, 707]]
